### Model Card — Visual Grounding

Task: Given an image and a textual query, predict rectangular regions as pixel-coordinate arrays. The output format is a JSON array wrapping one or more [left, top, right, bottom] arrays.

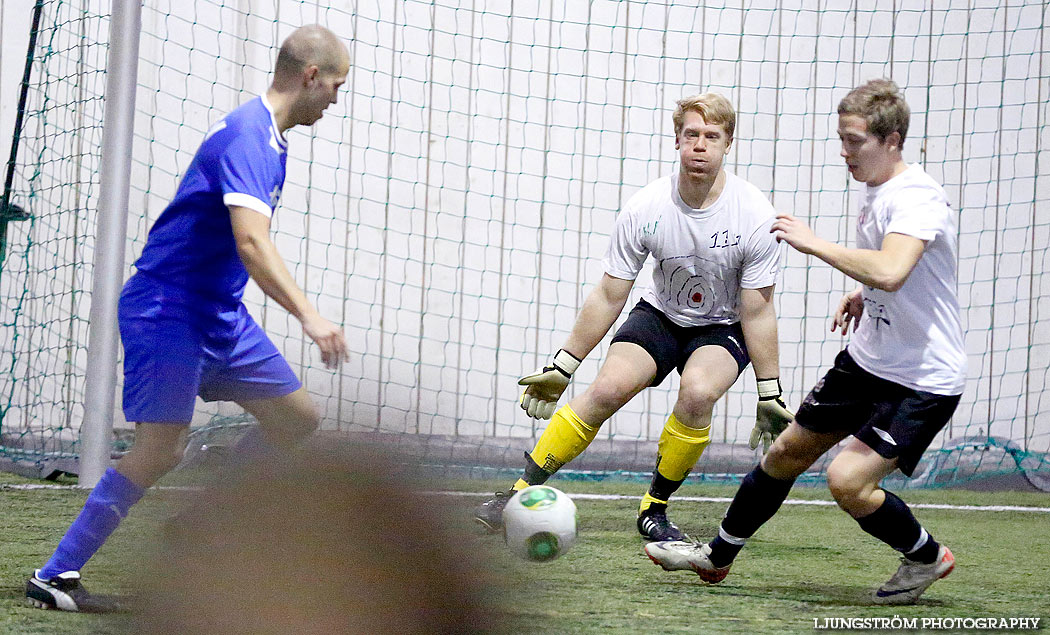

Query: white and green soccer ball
[[502, 485, 577, 562]]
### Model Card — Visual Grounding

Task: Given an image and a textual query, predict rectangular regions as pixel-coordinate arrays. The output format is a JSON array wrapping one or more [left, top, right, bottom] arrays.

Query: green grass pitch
[[1, 472, 1047, 634]]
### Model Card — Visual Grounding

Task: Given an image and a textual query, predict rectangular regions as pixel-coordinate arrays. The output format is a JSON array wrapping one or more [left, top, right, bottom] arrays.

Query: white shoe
[[26, 570, 125, 613], [872, 545, 955, 605], [644, 541, 731, 583]]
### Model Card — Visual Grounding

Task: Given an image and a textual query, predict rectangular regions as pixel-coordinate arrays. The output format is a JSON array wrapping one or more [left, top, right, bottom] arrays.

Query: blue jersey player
[[27, 25, 351, 613]]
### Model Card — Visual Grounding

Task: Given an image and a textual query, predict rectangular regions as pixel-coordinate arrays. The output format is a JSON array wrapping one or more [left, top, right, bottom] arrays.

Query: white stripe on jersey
[[224, 193, 273, 218]]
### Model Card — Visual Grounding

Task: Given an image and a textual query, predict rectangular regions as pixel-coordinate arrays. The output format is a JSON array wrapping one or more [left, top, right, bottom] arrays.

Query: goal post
[[78, 0, 142, 487]]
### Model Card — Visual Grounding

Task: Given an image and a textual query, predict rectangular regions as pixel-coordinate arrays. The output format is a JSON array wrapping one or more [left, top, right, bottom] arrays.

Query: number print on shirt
[[862, 293, 891, 330], [710, 230, 741, 249]]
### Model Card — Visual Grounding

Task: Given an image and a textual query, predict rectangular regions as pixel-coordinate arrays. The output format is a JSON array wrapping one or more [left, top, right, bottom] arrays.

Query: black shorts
[[795, 349, 961, 477], [609, 299, 750, 387]]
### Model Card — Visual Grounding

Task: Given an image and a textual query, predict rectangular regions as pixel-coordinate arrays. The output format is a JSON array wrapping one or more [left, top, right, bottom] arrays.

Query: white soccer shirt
[[603, 172, 781, 327], [849, 164, 967, 395]]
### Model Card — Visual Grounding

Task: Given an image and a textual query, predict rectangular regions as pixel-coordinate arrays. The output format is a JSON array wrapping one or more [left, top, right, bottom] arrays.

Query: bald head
[[269, 25, 350, 129], [274, 25, 348, 83]]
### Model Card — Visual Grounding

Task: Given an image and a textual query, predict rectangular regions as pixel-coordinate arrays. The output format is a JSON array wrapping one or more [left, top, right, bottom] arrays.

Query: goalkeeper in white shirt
[[474, 93, 794, 542], [645, 79, 966, 606]]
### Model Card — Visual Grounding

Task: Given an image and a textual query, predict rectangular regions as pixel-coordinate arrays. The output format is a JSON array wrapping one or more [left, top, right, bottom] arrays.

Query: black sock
[[707, 535, 744, 568], [708, 464, 796, 567], [522, 452, 552, 486], [644, 502, 668, 515], [855, 490, 940, 563], [647, 470, 686, 503]]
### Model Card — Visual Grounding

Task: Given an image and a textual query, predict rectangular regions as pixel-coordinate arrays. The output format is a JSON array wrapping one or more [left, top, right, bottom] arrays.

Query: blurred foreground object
[[134, 438, 503, 634]]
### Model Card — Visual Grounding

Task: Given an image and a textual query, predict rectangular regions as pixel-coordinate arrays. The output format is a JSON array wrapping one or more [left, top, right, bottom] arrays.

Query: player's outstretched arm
[[230, 206, 348, 369], [771, 213, 925, 292], [518, 274, 634, 419], [739, 285, 793, 453], [561, 273, 635, 361]]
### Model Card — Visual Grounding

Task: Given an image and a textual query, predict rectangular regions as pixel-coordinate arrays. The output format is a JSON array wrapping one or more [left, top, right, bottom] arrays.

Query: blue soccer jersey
[[119, 95, 300, 422], [133, 95, 288, 304]]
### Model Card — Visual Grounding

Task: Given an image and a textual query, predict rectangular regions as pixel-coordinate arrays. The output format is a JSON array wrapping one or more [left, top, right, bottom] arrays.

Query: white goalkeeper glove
[[749, 378, 795, 454], [518, 349, 582, 420]]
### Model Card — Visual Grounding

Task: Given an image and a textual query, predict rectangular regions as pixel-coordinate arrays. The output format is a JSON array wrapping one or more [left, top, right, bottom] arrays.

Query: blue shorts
[[118, 275, 301, 423]]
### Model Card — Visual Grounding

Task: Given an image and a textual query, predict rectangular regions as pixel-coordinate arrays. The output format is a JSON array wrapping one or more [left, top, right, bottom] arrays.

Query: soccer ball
[[502, 485, 577, 562]]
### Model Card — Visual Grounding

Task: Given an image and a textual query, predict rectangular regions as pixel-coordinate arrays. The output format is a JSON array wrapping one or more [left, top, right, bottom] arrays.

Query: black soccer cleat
[[26, 570, 126, 613], [637, 508, 689, 542], [473, 491, 514, 532]]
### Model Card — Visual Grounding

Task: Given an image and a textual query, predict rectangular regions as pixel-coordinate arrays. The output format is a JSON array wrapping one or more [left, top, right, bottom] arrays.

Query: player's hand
[[518, 349, 582, 420], [301, 313, 348, 369], [770, 213, 820, 255], [831, 288, 864, 335], [750, 378, 794, 454]]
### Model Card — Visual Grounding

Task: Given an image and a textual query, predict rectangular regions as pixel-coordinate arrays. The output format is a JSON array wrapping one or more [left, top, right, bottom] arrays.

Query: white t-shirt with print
[[602, 172, 781, 328], [848, 164, 966, 395]]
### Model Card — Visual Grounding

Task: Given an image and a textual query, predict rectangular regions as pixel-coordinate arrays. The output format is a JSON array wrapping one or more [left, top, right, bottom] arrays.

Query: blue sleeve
[[216, 130, 282, 217]]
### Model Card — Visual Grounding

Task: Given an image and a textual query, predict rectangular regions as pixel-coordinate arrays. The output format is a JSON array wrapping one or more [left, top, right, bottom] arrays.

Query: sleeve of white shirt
[[740, 214, 781, 289], [884, 186, 949, 242], [601, 202, 649, 281]]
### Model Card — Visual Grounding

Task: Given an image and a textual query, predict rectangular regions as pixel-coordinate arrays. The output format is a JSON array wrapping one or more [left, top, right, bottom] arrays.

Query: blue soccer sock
[[38, 467, 145, 580]]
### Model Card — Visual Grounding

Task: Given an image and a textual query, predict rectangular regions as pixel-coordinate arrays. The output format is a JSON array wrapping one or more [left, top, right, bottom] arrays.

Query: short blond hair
[[837, 79, 910, 148], [673, 93, 736, 140]]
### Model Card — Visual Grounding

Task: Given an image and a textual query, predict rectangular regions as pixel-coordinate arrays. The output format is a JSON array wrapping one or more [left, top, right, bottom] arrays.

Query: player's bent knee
[[674, 384, 722, 420], [293, 412, 320, 439], [583, 379, 639, 416], [293, 401, 322, 432], [762, 435, 816, 479], [826, 465, 870, 510], [153, 443, 187, 475], [762, 440, 790, 469], [279, 404, 321, 444], [265, 418, 317, 450], [164, 448, 185, 473]]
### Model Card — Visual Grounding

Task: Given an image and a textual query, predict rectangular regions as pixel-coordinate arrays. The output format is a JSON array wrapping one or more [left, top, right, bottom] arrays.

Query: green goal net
[[1, 0, 1048, 490]]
